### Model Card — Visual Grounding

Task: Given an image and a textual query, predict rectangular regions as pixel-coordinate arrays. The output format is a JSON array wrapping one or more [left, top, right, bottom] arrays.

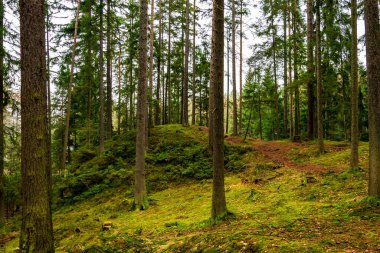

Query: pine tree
[[350, 0, 359, 168], [134, 0, 149, 209], [0, 0, 4, 225], [210, 0, 227, 219], [316, 0, 324, 154], [364, 0, 380, 197], [306, 0, 314, 140], [19, 0, 54, 249]]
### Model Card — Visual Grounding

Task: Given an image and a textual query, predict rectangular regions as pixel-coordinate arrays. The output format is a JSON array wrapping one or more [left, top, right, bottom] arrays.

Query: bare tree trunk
[[182, 0, 190, 126], [155, 0, 162, 125], [316, 0, 324, 154], [364, 0, 380, 197], [307, 0, 315, 140], [288, 1, 293, 140], [232, 0, 237, 135], [149, 0, 155, 129], [19, 0, 54, 250], [350, 0, 359, 168], [0, 0, 4, 225], [134, 0, 149, 209], [62, 0, 80, 172], [293, 0, 300, 140], [283, 2, 288, 138], [226, 28, 230, 134], [117, 42, 122, 135], [210, 0, 227, 219], [239, 0, 243, 134], [106, 0, 113, 139], [191, 0, 196, 125], [99, 0, 105, 152]]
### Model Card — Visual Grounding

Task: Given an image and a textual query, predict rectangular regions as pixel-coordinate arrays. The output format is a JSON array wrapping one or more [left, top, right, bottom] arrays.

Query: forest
[[0, 0, 379, 252]]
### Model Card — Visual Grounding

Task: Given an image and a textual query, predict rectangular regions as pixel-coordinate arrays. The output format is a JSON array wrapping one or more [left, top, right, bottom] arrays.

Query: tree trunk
[[19, 0, 54, 250], [232, 0, 238, 135], [226, 29, 230, 134], [134, 0, 149, 209], [99, 0, 105, 152], [62, 0, 80, 172], [191, 0, 196, 125], [239, 0, 243, 134], [316, 0, 324, 154], [149, 0, 155, 128], [182, 0, 190, 126], [155, 0, 162, 125], [293, 0, 300, 140], [106, 0, 113, 139], [307, 0, 314, 140], [210, 0, 227, 219], [350, 0, 359, 168], [283, 1, 288, 138], [364, 0, 380, 197], [117, 42, 122, 135], [0, 0, 4, 225]]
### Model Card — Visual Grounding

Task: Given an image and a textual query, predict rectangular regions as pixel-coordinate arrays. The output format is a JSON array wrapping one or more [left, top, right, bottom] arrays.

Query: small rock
[[75, 228, 81, 233], [102, 221, 113, 231]]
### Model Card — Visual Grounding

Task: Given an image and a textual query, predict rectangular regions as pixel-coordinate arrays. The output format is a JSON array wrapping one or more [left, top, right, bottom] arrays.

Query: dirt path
[[225, 136, 345, 173]]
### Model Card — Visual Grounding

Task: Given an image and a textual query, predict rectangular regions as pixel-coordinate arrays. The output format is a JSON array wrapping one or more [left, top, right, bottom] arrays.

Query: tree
[[19, 0, 54, 250], [316, 0, 324, 154], [364, 0, 380, 197], [155, 0, 162, 125], [182, 0, 190, 126], [134, 0, 149, 209], [191, 0, 196, 125], [231, 0, 238, 135], [306, 0, 314, 140], [210, 0, 227, 219], [350, 0, 359, 168], [62, 0, 81, 171], [106, 0, 113, 139], [149, 0, 155, 128], [0, 0, 4, 225], [99, 0, 105, 152]]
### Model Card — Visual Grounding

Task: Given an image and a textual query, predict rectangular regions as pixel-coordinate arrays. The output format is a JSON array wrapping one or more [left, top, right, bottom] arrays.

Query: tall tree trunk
[[316, 0, 324, 154], [269, 0, 279, 139], [307, 0, 314, 140], [85, 0, 93, 146], [232, 0, 238, 135], [149, 0, 155, 128], [155, 0, 162, 125], [19, 0, 54, 250], [182, 0, 190, 126], [62, 0, 80, 172], [364, 0, 380, 197], [106, 0, 113, 139], [191, 0, 196, 125], [165, 2, 171, 124], [0, 0, 4, 225], [135, 0, 149, 209], [288, 0, 293, 140], [117, 42, 122, 135], [210, 0, 227, 219], [283, 1, 288, 138], [226, 29, 230, 134], [350, 0, 359, 168], [99, 0, 105, 152], [293, 0, 300, 140], [239, 0, 243, 134]]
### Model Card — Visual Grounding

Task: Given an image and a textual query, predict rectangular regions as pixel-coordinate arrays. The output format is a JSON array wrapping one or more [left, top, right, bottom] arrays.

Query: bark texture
[[0, 0, 4, 225], [350, 0, 359, 168], [231, 0, 238, 135], [19, 0, 54, 250], [182, 0, 190, 126], [210, 0, 227, 219], [316, 0, 324, 154], [364, 0, 380, 197], [307, 0, 314, 140], [134, 0, 148, 209]]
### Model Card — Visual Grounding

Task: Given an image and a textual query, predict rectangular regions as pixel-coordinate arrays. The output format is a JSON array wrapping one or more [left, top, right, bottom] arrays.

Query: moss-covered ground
[[2, 125, 379, 252]]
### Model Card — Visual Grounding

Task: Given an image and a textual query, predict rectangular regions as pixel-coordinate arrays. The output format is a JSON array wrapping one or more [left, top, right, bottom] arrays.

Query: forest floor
[[2, 125, 380, 252]]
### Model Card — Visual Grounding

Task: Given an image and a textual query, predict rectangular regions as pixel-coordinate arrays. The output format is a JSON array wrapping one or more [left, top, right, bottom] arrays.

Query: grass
[[2, 126, 380, 252]]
